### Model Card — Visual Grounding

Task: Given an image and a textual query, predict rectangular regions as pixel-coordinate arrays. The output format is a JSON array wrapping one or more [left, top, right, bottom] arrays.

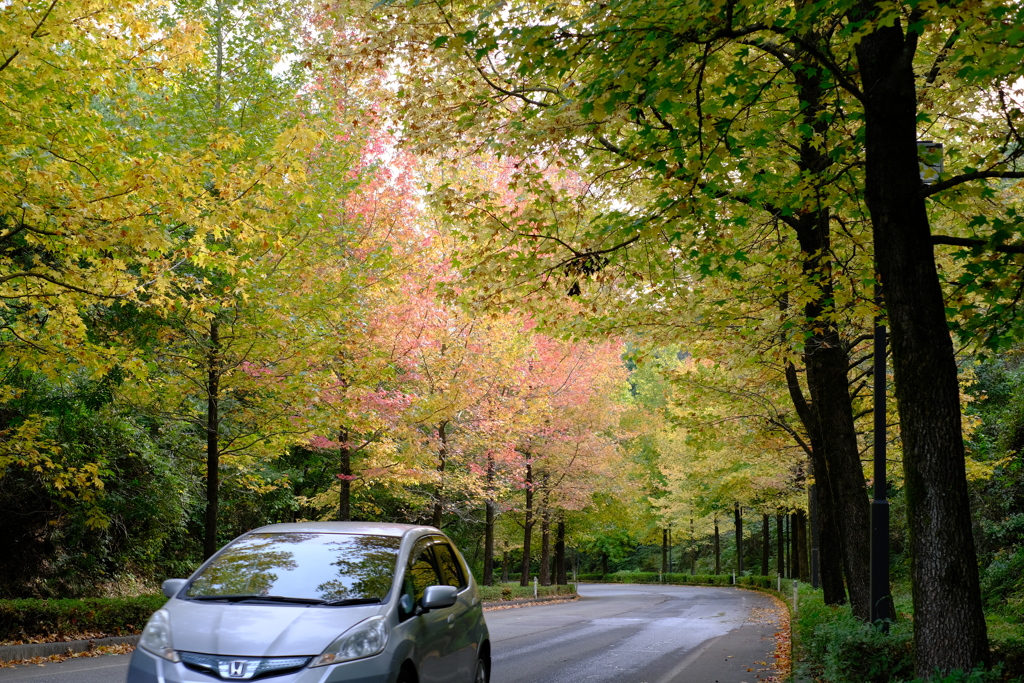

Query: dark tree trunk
[[761, 514, 770, 576], [481, 499, 493, 585], [780, 26, 873, 617], [786, 365, 849, 605], [555, 518, 567, 585], [432, 421, 448, 529], [539, 505, 551, 586], [337, 427, 351, 522], [501, 551, 510, 583], [790, 513, 799, 579], [690, 518, 696, 575], [734, 503, 743, 575], [797, 509, 810, 582], [776, 512, 785, 577], [519, 461, 534, 587], [203, 320, 221, 560], [853, 10, 988, 674], [483, 456, 496, 585], [662, 528, 668, 574], [714, 519, 721, 575], [601, 552, 608, 576]]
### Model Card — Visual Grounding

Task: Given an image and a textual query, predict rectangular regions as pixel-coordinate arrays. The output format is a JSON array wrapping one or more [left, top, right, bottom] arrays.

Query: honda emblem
[[228, 660, 248, 678]]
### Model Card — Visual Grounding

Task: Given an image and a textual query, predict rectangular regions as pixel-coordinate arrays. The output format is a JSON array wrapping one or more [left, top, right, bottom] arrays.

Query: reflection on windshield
[[317, 536, 399, 601], [187, 533, 401, 603]]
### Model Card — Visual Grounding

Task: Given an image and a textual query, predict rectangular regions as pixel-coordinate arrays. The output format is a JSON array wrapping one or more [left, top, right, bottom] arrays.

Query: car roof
[[246, 521, 438, 538]]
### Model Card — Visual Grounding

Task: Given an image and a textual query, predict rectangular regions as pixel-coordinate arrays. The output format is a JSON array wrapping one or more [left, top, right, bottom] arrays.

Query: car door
[[431, 539, 476, 681], [398, 537, 459, 683]]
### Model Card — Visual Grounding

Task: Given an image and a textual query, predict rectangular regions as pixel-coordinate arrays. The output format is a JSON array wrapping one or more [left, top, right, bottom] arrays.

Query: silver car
[[126, 522, 490, 683]]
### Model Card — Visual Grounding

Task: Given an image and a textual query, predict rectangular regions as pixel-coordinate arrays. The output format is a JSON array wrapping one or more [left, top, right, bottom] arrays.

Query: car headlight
[[138, 609, 181, 663], [310, 616, 389, 667]]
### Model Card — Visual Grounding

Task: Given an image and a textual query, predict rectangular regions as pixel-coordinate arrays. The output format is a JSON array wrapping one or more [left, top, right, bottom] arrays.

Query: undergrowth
[[793, 586, 1023, 682]]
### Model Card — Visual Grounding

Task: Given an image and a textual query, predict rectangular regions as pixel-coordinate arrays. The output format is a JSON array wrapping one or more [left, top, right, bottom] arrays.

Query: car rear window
[[186, 533, 401, 603]]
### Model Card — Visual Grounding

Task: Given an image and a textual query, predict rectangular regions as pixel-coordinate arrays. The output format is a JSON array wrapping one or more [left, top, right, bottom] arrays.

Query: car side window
[[432, 541, 467, 590], [406, 541, 440, 602]]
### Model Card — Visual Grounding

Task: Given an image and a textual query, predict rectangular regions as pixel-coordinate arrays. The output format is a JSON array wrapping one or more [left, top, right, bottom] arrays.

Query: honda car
[[126, 522, 490, 683]]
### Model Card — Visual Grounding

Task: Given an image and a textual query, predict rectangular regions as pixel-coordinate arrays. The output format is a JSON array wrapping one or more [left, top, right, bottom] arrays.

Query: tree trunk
[[776, 512, 785, 577], [483, 456, 496, 585], [484, 500, 496, 585], [555, 518, 567, 585], [797, 509, 810, 582], [786, 365, 849, 604], [853, 11, 988, 673], [501, 551, 510, 583], [790, 513, 799, 579], [662, 528, 668, 574], [690, 518, 696, 575], [539, 505, 551, 586], [203, 320, 221, 560], [781, 26, 872, 617], [734, 503, 743, 575], [432, 421, 448, 529], [714, 519, 721, 575], [337, 427, 351, 522], [761, 514, 770, 576], [519, 461, 534, 587]]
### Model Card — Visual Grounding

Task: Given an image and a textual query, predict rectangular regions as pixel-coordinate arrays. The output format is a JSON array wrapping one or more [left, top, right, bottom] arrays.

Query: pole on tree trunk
[[871, 283, 892, 627]]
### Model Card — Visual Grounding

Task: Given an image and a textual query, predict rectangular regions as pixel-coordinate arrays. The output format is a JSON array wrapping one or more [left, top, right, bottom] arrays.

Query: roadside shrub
[[987, 614, 1024, 680], [0, 596, 166, 641], [794, 589, 914, 683], [477, 583, 575, 603], [982, 547, 1024, 620], [902, 667, 1013, 683]]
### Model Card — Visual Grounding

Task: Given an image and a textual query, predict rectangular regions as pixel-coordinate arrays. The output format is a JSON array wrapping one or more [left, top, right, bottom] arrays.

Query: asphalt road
[[0, 584, 783, 683], [488, 584, 782, 683]]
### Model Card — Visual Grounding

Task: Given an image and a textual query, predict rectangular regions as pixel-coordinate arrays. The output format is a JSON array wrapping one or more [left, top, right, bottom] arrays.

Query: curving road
[[0, 584, 784, 683], [488, 583, 783, 683]]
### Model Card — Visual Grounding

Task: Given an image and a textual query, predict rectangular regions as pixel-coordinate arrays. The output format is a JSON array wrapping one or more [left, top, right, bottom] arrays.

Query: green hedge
[[576, 572, 776, 589], [478, 583, 576, 602], [0, 595, 166, 641]]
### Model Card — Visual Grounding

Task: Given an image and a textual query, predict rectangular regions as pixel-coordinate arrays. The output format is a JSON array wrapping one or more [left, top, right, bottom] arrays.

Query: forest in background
[[2, 0, 1024, 679]]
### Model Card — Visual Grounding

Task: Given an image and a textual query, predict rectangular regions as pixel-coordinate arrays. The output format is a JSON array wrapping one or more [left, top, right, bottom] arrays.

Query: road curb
[[0, 635, 139, 663], [483, 594, 578, 610]]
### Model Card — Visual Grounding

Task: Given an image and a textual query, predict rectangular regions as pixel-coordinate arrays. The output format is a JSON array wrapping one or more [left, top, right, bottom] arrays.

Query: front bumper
[[126, 646, 395, 683]]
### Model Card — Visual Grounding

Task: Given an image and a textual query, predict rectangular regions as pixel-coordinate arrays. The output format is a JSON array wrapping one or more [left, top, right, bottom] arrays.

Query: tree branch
[[922, 170, 1024, 196], [931, 235, 1024, 254]]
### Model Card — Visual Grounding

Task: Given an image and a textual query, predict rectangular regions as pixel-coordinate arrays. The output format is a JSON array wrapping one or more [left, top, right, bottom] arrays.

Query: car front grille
[[178, 651, 312, 680]]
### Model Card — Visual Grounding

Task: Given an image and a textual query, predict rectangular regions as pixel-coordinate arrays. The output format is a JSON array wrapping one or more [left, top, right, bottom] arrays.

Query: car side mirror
[[420, 585, 458, 612], [162, 578, 188, 598]]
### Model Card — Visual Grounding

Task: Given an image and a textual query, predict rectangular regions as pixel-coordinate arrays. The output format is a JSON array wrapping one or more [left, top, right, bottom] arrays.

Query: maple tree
[[0, 0, 203, 523]]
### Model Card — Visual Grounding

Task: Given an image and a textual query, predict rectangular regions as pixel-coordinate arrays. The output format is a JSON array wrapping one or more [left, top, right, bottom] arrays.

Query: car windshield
[[185, 533, 401, 603]]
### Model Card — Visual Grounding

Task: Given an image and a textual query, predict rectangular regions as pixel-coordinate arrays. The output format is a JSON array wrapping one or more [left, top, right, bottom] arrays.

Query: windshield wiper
[[187, 595, 327, 605], [322, 597, 382, 607]]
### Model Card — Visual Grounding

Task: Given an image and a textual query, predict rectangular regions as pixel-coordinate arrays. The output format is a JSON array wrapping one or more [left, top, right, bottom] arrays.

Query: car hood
[[164, 600, 385, 657]]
